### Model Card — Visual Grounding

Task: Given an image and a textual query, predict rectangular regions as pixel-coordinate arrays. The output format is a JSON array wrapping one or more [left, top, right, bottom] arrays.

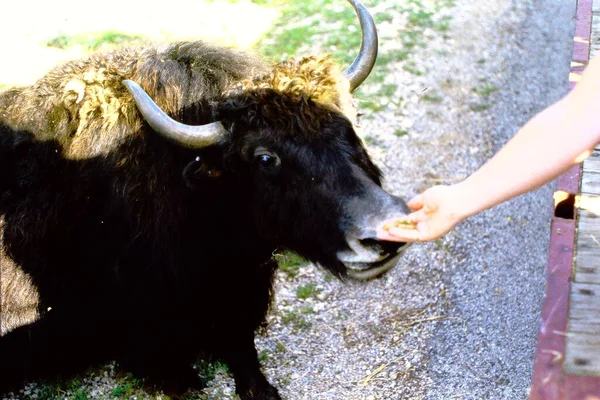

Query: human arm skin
[[378, 54, 600, 242]]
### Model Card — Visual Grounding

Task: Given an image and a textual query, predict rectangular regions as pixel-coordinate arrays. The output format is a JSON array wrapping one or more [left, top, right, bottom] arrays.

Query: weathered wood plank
[[581, 175, 600, 196], [569, 307, 600, 324], [561, 0, 600, 382], [565, 338, 600, 375], [583, 158, 600, 174], [577, 195, 600, 216], [580, 154, 600, 191], [569, 282, 600, 310], [576, 242, 600, 259], [567, 333, 600, 346], [576, 233, 600, 249], [564, 326, 600, 375], [574, 206, 600, 285], [574, 272, 600, 284], [574, 254, 600, 283], [569, 320, 600, 333], [579, 208, 600, 220], [568, 150, 600, 376]]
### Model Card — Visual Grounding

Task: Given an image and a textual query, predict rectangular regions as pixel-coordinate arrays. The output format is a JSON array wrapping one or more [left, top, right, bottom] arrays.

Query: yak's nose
[[390, 194, 411, 216], [337, 172, 412, 279]]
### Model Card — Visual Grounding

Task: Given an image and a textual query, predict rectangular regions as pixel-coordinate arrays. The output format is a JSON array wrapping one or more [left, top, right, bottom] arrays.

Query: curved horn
[[343, 0, 379, 92], [123, 80, 229, 149]]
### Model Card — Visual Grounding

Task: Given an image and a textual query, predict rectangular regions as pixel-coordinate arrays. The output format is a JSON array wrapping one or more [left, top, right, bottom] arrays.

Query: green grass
[[434, 16, 453, 32], [470, 103, 491, 112], [258, 350, 270, 363], [275, 252, 307, 278], [275, 342, 286, 352], [30, 384, 62, 400], [422, 94, 443, 103], [358, 100, 386, 113], [363, 135, 387, 148], [281, 310, 312, 331], [196, 360, 230, 382], [110, 379, 139, 398], [47, 31, 145, 51], [254, 0, 457, 114], [22, 371, 144, 400], [472, 83, 497, 97], [72, 389, 90, 400], [402, 61, 425, 76], [296, 283, 319, 300], [381, 83, 399, 98], [28, 378, 90, 400], [256, 0, 360, 64], [279, 375, 293, 387], [408, 9, 435, 27], [300, 304, 315, 315], [399, 31, 423, 49]]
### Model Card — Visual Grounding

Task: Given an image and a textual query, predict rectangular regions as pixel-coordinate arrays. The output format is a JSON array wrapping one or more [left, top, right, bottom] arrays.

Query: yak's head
[[123, 0, 410, 280]]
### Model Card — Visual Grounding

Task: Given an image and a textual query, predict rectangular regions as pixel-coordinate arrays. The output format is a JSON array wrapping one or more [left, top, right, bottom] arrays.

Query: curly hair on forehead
[[225, 55, 346, 109]]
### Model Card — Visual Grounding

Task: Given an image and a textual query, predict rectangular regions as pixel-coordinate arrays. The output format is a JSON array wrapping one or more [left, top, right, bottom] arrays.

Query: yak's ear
[[182, 155, 224, 189]]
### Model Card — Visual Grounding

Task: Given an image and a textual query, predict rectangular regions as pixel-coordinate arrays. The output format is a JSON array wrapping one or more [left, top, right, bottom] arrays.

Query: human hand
[[377, 185, 468, 242]]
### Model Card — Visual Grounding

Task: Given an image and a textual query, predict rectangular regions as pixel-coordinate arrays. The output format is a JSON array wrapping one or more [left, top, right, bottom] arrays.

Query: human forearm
[[456, 96, 600, 219], [455, 54, 600, 219], [379, 55, 600, 244]]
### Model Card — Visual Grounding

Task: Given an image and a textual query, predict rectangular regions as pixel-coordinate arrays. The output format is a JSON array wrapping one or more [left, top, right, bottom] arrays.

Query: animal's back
[[0, 41, 267, 159]]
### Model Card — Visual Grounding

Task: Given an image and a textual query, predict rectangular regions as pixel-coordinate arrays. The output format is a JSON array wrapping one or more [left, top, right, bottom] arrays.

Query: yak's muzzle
[[338, 236, 411, 280]]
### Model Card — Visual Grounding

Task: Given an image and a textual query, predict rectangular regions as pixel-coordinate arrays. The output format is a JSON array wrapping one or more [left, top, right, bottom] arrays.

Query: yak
[[0, 0, 410, 399]]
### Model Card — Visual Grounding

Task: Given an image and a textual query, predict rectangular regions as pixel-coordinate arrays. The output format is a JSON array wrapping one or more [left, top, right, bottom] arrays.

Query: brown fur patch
[[0, 45, 353, 160], [1, 49, 146, 160], [225, 55, 346, 110]]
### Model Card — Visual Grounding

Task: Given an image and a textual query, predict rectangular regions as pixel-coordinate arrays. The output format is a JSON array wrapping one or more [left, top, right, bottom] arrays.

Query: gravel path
[[1, 1, 576, 399], [404, 1, 575, 399], [217, 1, 576, 399], [257, 1, 575, 399]]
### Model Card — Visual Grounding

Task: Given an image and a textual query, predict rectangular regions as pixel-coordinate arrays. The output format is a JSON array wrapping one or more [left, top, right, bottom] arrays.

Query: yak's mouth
[[338, 238, 411, 280]]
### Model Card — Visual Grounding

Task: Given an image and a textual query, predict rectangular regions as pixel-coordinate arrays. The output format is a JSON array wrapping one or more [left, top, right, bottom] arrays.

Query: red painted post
[[529, 0, 594, 398]]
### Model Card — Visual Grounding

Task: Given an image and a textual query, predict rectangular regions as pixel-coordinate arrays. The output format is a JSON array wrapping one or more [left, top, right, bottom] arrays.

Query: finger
[[388, 226, 423, 241], [407, 193, 424, 211], [380, 215, 416, 230], [379, 211, 427, 233], [377, 226, 422, 242], [376, 228, 403, 242], [407, 208, 430, 224]]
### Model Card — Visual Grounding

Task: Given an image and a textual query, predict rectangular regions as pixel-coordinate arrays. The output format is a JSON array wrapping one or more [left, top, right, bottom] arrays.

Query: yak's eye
[[253, 147, 281, 173], [258, 155, 275, 167]]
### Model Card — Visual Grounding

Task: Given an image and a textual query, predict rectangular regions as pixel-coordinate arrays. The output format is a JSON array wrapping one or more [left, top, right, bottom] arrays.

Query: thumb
[[407, 193, 425, 211]]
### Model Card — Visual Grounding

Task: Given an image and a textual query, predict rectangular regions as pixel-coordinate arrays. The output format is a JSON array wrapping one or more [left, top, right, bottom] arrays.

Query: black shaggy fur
[[0, 40, 396, 400]]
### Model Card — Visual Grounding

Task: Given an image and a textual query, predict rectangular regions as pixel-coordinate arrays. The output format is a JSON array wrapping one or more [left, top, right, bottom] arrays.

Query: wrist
[[448, 180, 481, 221]]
